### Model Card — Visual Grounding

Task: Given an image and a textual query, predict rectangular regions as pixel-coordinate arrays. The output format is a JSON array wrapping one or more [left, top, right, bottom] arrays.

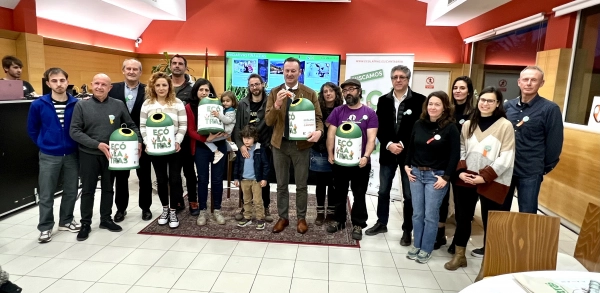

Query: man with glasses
[[108, 59, 153, 222], [365, 65, 426, 246], [232, 73, 274, 222], [325, 79, 378, 240]]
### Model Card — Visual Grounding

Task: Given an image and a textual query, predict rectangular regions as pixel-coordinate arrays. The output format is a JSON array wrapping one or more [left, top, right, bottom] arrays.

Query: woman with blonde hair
[[140, 72, 187, 228]]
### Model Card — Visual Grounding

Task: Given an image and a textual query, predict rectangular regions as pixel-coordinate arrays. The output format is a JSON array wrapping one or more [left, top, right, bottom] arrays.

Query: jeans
[[451, 185, 479, 247], [377, 162, 413, 232], [113, 150, 152, 212], [409, 167, 449, 254], [151, 153, 183, 209], [272, 140, 309, 219], [194, 142, 227, 210], [510, 175, 543, 214], [241, 180, 265, 220], [309, 149, 332, 172], [181, 136, 197, 202], [332, 164, 370, 228], [79, 151, 115, 225], [37, 152, 79, 232]]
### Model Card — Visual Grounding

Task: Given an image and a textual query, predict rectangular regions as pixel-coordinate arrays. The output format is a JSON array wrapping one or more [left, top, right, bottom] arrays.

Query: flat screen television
[[225, 51, 341, 100]]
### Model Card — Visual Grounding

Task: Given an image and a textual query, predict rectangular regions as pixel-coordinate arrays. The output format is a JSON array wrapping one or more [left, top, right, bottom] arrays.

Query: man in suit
[[365, 65, 426, 246], [108, 58, 153, 222]]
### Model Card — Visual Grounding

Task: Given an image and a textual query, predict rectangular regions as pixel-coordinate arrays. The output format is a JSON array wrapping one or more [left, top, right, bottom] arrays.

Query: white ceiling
[[0, 0, 20, 9], [34, 0, 186, 40], [419, 0, 512, 26]]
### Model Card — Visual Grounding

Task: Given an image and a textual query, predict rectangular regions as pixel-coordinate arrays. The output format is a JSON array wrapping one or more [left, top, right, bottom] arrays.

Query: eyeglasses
[[391, 75, 408, 81], [342, 87, 358, 93], [249, 83, 262, 89], [479, 98, 497, 104]]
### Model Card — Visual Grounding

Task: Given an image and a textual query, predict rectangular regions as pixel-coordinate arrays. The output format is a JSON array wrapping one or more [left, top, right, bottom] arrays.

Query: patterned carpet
[[138, 189, 359, 247]]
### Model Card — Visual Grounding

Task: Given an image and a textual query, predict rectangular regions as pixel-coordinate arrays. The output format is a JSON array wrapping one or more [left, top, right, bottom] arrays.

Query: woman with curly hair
[[140, 72, 187, 228]]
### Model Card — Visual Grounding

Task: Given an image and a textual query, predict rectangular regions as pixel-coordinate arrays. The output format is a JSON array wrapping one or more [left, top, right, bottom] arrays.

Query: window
[[566, 5, 600, 125]]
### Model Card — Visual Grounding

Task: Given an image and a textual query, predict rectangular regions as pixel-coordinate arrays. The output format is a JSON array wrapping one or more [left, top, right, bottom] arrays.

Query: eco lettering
[[336, 139, 355, 160], [204, 106, 222, 124], [289, 113, 297, 134], [110, 142, 129, 164], [351, 69, 384, 82], [152, 127, 172, 149]]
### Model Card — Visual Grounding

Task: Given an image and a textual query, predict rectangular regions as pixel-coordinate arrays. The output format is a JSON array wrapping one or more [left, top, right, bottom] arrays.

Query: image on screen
[[225, 51, 341, 100]]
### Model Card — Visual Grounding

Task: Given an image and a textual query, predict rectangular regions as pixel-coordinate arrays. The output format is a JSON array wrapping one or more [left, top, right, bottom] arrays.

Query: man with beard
[[232, 73, 274, 222], [2, 55, 36, 96], [170, 54, 197, 213], [108, 59, 153, 222], [366, 65, 426, 246], [70, 73, 142, 241], [325, 79, 378, 240], [265, 57, 324, 234], [27, 68, 80, 243]]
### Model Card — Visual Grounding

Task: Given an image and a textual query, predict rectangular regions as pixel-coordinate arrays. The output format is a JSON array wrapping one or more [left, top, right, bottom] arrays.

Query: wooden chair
[[476, 211, 561, 281], [557, 202, 600, 272]]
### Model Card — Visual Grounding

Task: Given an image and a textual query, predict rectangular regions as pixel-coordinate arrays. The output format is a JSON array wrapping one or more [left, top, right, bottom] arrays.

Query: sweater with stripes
[[139, 98, 187, 146], [456, 117, 515, 204]]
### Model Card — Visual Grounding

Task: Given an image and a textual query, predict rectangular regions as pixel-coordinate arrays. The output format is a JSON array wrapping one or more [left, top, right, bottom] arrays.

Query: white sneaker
[[213, 151, 224, 164], [168, 210, 179, 229], [214, 209, 226, 225], [228, 141, 238, 152], [38, 230, 52, 243], [158, 207, 169, 225], [58, 220, 81, 233], [197, 210, 208, 226]]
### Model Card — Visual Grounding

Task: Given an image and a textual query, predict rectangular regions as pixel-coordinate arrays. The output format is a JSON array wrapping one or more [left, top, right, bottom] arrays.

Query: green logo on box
[[351, 69, 384, 82]]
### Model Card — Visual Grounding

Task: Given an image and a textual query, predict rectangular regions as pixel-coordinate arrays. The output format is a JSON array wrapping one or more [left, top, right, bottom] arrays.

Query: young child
[[208, 91, 237, 163], [233, 125, 270, 230]]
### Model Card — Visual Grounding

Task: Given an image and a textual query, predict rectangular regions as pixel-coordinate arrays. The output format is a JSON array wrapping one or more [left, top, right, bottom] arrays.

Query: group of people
[[21, 53, 563, 270]]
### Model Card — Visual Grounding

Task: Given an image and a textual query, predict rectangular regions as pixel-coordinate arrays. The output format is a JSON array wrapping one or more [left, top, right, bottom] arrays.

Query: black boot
[[0, 281, 22, 293], [433, 226, 447, 250], [447, 240, 456, 254], [315, 206, 325, 226]]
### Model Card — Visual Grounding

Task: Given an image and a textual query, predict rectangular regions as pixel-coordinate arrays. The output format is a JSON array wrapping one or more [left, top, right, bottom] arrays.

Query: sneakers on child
[[158, 207, 169, 225], [214, 209, 226, 225], [256, 220, 265, 230], [168, 210, 179, 229], [58, 220, 81, 233], [406, 246, 420, 260], [416, 251, 432, 264], [237, 218, 252, 227], [38, 230, 52, 243], [213, 150, 224, 164], [197, 210, 208, 226]]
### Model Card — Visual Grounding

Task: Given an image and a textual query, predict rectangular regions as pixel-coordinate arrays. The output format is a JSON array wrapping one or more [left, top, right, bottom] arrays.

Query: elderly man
[[70, 74, 142, 241], [108, 59, 152, 222], [265, 57, 324, 234]]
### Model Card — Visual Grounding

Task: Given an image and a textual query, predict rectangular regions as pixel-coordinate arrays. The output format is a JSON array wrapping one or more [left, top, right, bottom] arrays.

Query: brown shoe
[[272, 218, 289, 233], [444, 246, 467, 271], [297, 219, 308, 234], [315, 213, 325, 226]]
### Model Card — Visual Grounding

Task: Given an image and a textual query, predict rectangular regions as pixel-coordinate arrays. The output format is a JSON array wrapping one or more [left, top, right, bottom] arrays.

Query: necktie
[[283, 88, 294, 138]]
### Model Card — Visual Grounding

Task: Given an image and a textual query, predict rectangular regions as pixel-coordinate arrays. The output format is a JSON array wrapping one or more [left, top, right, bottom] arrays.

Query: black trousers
[[114, 150, 152, 212], [151, 153, 183, 209], [79, 151, 115, 225], [480, 190, 514, 247], [180, 136, 197, 203], [332, 164, 370, 228], [315, 171, 334, 208], [439, 186, 451, 224], [452, 185, 480, 247]]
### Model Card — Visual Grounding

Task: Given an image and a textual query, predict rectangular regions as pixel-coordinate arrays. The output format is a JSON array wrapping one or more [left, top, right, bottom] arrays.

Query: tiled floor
[[0, 175, 579, 293]]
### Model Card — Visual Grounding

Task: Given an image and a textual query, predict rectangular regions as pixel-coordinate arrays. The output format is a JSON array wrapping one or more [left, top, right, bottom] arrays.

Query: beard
[[251, 88, 263, 97], [345, 94, 359, 106]]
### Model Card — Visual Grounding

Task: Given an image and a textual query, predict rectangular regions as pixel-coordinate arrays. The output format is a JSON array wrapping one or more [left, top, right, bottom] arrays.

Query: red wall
[[37, 18, 136, 52], [0, 7, 13, 31], [13, 0, 37, 34], [138, 0, 464, 62]]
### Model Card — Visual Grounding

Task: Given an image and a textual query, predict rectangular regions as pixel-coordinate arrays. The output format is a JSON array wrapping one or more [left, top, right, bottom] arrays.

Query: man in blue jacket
[[27, 68, 80, 243]]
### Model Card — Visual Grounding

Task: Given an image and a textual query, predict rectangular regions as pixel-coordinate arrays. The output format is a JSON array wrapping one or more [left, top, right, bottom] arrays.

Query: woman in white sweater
[[444, 86, 515, 271], [140, 72, 187, 229]]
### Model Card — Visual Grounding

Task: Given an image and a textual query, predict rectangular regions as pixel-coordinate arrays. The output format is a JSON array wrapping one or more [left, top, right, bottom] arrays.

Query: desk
[[460, 271, 600, 292]]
